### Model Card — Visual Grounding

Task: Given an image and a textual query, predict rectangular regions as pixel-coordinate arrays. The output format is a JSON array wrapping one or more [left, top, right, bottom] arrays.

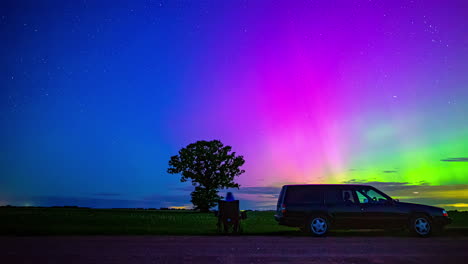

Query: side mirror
[[394, 199, 399, 202]]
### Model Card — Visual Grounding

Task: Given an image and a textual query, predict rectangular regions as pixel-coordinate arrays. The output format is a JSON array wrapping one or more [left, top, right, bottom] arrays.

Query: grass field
[[1, 207, 467, 236], [0, 208, 295, 235]]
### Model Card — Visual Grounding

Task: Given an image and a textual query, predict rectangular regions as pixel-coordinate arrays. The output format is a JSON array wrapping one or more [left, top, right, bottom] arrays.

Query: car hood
[[395, 201, 444, 211]]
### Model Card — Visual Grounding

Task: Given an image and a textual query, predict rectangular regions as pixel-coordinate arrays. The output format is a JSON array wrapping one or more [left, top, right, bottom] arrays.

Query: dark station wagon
[[274, 184, 451, 237]]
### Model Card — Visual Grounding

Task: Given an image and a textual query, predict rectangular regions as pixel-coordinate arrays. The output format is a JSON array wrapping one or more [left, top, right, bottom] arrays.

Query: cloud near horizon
[[440, 157, 468, 162]]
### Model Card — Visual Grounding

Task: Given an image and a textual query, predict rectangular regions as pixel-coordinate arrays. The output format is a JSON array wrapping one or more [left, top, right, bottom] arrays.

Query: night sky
[[1, 0, 468, 210]]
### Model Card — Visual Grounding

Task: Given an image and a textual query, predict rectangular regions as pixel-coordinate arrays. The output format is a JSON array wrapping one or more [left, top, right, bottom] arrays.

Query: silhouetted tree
[[167, 140, 245, 212]]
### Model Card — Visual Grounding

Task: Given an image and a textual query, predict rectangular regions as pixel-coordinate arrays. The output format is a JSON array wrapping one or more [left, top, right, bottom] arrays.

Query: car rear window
[[277, 186, 286, 208], [284, 186, 323, 204]]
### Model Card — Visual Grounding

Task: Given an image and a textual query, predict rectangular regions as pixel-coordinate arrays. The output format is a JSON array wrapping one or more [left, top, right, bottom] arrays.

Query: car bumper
[[433, 216, 452, 226]]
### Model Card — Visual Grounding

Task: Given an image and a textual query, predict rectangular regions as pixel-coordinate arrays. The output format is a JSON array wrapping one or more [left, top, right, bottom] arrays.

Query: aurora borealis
[[1, 0, 468, 210]]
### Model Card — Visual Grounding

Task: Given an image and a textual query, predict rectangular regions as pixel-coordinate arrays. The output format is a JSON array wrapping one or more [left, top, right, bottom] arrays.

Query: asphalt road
[[1, 236, 467, 264]]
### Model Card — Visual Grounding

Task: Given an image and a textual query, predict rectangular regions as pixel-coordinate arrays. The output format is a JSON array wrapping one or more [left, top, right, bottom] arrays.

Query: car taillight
[[442, 210, 448, 217], [281, 204, 286, 213]]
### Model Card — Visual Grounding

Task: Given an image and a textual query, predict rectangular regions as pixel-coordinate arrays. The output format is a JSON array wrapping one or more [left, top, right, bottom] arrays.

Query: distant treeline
[[0, 205, 91, 209], [0, 205, 191, 211], [0, 205, 273, 211], [2, 205, 462, 212]]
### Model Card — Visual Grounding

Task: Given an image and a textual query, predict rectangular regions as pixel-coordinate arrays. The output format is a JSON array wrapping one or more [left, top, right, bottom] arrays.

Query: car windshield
[[355, 187, 389, 204]]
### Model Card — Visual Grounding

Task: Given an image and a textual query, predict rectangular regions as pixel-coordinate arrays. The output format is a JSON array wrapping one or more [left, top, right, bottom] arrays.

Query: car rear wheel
[[308, 216, 329, 236], [410, 214, 432, 237]]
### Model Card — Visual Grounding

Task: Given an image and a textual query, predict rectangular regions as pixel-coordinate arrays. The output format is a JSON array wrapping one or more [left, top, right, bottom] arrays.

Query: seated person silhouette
[[225, 192, 235, 201], [343, 191, 354, 204], [217, 192, 241, 233]]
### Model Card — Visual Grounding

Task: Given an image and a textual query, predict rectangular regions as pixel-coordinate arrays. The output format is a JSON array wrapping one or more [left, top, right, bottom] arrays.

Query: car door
[[355, 187, 406, 228], [326, 188, 363, 228]]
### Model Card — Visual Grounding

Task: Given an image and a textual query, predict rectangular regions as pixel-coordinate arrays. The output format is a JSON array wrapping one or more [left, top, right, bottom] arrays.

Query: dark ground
[[1, 236, 467, 264]]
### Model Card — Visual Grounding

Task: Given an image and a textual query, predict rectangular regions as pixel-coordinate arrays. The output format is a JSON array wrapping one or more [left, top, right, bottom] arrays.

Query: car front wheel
[[410, 215, 432, 237], [308, 216, 329, 236]]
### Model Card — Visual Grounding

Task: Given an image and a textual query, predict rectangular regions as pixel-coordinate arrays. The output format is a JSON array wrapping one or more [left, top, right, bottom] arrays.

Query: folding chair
[[217, 200, 246, 234]]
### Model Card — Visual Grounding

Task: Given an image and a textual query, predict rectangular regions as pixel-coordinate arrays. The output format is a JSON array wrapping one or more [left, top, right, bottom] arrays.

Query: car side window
[[342, 190, 356, 204], [324, 189, 341, 204], [284, 187, 323, 204], [356, 191, 369, 204], [356, 188, 388, 204]]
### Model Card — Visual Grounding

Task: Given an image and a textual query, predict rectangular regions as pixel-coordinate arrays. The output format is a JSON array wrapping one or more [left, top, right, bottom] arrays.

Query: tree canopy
[[167, 140, 245, 212]]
